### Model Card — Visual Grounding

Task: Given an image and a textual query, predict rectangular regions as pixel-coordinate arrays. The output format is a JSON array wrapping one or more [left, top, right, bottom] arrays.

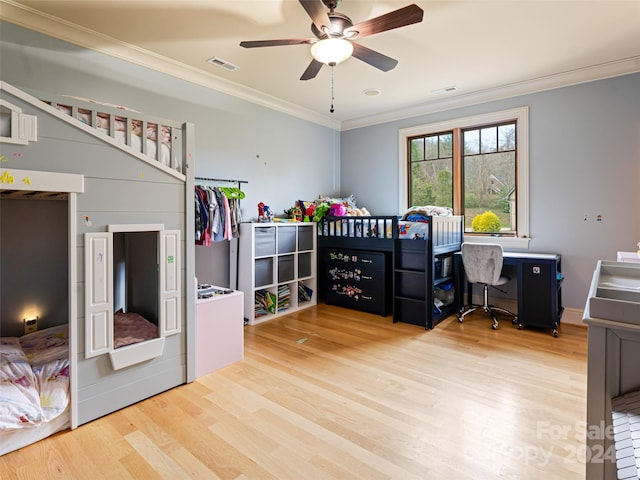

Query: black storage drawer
[[395, 241, 427, 271], [520, 259, 558, 329], [393, 298, 428, 327], [324, 249, 387, 316], [395, 270, 426, 300]]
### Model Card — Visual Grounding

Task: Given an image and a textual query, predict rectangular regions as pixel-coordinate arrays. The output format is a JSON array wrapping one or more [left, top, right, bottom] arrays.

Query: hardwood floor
[[1, 305, 588, 479]]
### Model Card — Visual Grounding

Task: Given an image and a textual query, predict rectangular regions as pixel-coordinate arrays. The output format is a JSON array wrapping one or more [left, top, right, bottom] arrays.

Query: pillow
[[316, 194, 357, 208], [402, 205, 453, 220], [20, 324, 69, 366]]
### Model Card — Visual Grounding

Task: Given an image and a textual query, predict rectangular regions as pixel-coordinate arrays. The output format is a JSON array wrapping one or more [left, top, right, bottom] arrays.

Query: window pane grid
[[408, 121, 518, 236], [408, 131, 453, 208]]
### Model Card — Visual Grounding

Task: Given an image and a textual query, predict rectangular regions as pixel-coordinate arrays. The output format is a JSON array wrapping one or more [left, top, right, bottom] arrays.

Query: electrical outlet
[[24, 316, 38, 334]]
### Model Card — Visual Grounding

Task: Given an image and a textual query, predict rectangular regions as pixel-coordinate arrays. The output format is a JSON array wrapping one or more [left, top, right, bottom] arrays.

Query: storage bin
[[298, 252, 312, 278], [277, 226, 296, 253], [278, 255, 295, 283], [254, 257, 274, 287], [254, 227, 276, 257], [298, 225, 314, 251]]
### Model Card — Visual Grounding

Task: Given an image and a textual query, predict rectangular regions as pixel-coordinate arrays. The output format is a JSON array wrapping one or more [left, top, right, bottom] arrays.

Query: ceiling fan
[[239, 0, 424, 81]]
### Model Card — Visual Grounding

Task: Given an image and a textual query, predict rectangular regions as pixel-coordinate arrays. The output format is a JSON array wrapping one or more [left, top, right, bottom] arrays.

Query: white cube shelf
[[238, 222, 317, 325]]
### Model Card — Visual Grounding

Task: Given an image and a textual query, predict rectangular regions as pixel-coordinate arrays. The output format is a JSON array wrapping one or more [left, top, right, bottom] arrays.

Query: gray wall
[[0, 198, 69, 337], [1, 20, 340, 287], [341, 73, 640, 310]]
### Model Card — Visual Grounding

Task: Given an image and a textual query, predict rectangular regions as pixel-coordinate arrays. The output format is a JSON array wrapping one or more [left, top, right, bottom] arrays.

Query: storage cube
[[278, 255, 295, 283], [254, 257, 274, 287], [277, 226, 296, 253], [254, 227, 276, 257]]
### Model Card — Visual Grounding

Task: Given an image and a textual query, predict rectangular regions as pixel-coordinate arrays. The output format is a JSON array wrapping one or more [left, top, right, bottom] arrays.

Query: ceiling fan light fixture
[[310, 38, 353, 66]]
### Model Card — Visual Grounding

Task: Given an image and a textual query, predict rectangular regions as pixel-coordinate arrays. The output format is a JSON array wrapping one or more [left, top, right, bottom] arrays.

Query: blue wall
[[341, 73, 640, 309]]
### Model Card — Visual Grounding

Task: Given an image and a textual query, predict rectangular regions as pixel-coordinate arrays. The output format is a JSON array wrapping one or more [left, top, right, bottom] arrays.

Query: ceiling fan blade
[[300, 59, 324, 80], [240, 38, 313, 48], [299, 0, 332, 34], [351, 43, 398, 72], [346, 4, 424, 39]]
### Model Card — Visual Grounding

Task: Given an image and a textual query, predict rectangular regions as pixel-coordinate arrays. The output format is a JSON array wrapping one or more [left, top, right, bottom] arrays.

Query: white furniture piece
[[195, 287, 244, 378], [238, 222, 317, 325], [617, 251, 640, 264], [583, 260, 640, 480]]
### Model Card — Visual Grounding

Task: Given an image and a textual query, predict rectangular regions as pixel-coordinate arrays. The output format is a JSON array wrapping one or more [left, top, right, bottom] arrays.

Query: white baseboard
[[560, 307, 586, 327]]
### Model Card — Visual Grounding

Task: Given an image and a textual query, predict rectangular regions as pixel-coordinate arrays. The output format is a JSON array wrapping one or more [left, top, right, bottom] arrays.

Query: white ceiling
[[3, 0, 640, 129]]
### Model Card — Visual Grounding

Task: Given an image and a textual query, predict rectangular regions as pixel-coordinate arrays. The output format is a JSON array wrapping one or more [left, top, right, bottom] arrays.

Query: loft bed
[[317, 212, 464, 328], [20, 87, 186, 176], [1, 82, 193, 455]]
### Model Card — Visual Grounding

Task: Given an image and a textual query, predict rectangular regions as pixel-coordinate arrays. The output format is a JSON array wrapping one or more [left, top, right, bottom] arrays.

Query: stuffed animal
[[329, 203, 347, 217], [312, 202, 331, 222]]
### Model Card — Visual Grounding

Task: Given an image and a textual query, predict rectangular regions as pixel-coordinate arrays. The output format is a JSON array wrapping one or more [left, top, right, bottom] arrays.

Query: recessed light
[[362, 88, 381, 96], [206, 57, 239, 71], [431, 86, 458, 95]]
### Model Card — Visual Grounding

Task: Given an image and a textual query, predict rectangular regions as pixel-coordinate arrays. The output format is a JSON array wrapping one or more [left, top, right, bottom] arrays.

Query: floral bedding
[[0, 325, 70, 431]]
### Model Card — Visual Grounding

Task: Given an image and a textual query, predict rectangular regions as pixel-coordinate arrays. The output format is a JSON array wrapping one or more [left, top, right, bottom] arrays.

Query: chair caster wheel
[[491, 324, 498, 330], [553, 329, 558, 338], [516, 323, 523, 330], [511, 318, 518, 324], [457, 315, 463, 323]]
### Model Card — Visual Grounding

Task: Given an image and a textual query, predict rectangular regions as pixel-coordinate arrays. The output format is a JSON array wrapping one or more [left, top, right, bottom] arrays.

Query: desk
[[455, 251, 563, 336]]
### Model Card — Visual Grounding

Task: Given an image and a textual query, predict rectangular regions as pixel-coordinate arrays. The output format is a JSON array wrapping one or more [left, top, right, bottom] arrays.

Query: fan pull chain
[[330, 66, 335, 114]]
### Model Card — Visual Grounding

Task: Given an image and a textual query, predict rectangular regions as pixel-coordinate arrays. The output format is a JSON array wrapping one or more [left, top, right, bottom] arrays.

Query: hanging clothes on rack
[[194, 177, 247, 244]]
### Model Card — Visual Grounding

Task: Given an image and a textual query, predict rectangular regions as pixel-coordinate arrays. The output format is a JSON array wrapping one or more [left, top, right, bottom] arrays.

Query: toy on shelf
[[257, 202, 274, 223]]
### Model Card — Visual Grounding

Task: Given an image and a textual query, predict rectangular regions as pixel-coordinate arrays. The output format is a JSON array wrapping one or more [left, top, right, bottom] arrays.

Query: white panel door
[[84, 232, 113, 358], [159, 230, 181, 336]]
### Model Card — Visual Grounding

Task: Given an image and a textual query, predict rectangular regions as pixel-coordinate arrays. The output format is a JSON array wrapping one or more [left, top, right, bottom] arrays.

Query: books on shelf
[[278, 284, 290, 312], [255, 289, 277, 317], [298, 284, 313, 303]]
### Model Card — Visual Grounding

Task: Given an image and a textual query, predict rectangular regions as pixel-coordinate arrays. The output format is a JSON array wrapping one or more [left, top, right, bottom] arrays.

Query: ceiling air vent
[[431, 86, 458, 95], [206, 57, 239, 72]]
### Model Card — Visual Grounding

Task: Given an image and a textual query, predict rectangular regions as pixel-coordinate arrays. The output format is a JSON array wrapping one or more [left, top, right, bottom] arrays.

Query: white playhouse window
[[85, 224, 181, 370]]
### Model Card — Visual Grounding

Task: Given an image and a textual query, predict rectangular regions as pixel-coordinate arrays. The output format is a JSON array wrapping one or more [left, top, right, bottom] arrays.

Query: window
[[399, 107, 529, 248]]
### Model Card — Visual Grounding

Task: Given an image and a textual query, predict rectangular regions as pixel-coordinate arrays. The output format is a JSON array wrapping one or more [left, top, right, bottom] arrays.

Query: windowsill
[[462, 234, 531, 250]]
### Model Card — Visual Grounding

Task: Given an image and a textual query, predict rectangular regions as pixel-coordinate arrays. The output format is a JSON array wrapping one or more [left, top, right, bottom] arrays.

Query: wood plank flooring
[[1, 305, 588, 479]]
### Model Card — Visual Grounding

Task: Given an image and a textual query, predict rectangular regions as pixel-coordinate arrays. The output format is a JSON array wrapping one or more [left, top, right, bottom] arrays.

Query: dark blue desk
[[454, 251, 563, 336]]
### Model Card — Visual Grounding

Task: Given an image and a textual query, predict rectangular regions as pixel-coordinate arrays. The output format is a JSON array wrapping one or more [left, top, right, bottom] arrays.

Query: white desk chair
[[457, 242, 517, 329]]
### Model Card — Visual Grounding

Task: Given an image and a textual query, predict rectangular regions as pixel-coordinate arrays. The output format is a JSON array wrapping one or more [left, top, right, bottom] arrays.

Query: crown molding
[[342, 56, 640, 131], [0, 0, 340, 130]]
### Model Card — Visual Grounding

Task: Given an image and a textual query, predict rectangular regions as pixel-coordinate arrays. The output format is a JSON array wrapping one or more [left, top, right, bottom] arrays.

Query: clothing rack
[[194, 177, 247, 291], [195, 176, 248, 188]]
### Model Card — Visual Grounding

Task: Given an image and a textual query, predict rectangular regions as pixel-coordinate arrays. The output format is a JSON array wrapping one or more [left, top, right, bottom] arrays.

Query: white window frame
[[0, 99, 37, 145], [398, 106, 530, 249]]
